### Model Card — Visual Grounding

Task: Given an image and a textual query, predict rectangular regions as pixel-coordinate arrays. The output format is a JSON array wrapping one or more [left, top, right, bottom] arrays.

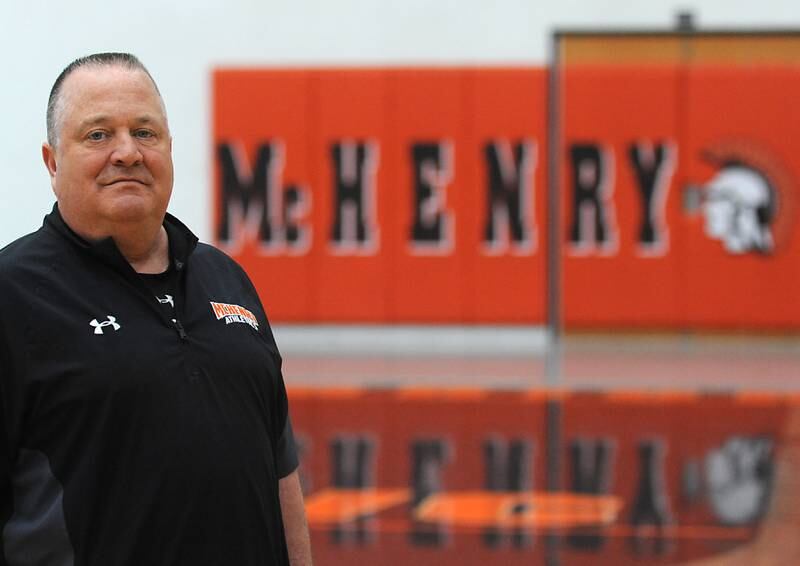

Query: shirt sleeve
[[230, 256, 300, 479], [262, 324, 299, 479], [276, 413, 300, 478]]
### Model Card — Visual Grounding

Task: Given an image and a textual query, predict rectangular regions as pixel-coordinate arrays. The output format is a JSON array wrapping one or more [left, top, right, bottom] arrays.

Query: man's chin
[[103, 197, 163, 224]]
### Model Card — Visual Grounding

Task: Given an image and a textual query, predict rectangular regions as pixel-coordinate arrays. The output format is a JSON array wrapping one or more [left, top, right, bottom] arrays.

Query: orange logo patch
[[210, 302, 259, 330]]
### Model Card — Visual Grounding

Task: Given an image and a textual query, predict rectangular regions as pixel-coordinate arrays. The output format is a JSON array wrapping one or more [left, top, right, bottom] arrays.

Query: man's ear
[[42, 143, 58, 194]]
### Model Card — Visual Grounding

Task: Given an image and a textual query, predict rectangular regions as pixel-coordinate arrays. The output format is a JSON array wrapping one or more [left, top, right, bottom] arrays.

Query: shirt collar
[[43, 202, 199, 273]]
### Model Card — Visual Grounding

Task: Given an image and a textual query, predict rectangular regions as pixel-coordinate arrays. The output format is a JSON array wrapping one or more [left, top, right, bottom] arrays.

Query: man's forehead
[[62, 65, 154, 93], [59, 66, 167, 123]]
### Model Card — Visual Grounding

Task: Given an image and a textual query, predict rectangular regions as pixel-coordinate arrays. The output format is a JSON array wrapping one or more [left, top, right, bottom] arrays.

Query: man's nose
[[110, 133, 143, 166]]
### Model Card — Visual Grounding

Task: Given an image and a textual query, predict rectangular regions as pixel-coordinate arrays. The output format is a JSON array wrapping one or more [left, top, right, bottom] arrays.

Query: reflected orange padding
[[305, 488, 411, 524], [414, 491, 623, 528]]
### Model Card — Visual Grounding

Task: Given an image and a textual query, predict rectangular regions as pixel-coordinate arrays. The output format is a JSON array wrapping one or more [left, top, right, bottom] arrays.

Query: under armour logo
[[158, 295, 174, 308], [90, 316, 121, 335]]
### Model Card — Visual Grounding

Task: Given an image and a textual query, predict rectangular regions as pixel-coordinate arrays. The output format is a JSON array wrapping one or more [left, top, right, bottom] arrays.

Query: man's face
[[42, 65, 173, 239]]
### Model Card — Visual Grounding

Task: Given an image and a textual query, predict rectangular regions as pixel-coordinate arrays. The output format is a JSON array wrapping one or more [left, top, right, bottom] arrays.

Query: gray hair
[[46, 52, 165, 147]]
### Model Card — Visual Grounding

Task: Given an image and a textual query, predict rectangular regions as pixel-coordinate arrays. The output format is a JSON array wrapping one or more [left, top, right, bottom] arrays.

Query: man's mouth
[[104, 178, 149, 186]]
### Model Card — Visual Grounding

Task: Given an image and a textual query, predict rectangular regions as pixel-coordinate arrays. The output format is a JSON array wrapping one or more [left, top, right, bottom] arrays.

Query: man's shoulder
[[192, 241, 233, 260], [0, 226, 59, 274], [191, 242, 249, 277], [188, 243, 265, 305], [0, 226, 63, 311]]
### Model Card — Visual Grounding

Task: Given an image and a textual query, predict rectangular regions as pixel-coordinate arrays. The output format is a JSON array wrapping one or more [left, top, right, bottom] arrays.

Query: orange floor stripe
[[305, 488, 411, 524], [414, 491, 623, 528]]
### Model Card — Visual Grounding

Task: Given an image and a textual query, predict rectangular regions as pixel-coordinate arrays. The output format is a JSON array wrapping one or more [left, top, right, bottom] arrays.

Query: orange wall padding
[[213, 68, 547, 323], [213, 66, 800, 329]]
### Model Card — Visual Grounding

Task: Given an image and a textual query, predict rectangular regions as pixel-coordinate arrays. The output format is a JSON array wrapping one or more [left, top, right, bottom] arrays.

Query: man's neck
[[57, 206, 170, 274], [115, 225, 170, 274]]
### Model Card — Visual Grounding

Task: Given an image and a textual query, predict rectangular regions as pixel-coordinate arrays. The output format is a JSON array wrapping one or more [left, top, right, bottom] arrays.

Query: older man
[[0, 53, 312, 565]]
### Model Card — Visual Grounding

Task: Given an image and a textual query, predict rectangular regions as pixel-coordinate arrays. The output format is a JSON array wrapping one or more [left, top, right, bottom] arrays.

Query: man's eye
[[134, 129, 155, 139], [87, 131, 106, 141]]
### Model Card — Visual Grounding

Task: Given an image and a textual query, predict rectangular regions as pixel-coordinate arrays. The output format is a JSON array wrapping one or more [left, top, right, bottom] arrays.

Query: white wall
[[1, 0, 797, 246]]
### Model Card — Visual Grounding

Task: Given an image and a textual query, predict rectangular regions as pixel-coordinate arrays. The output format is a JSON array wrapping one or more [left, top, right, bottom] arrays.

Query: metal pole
[[544, 29, 564, 566], [545, 34, 563, 389]]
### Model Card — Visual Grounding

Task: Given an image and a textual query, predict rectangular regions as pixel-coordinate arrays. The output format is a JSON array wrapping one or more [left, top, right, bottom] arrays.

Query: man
[[0, 53, 312, 565]]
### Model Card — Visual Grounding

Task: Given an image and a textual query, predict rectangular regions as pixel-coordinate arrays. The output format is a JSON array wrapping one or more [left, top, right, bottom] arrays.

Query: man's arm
[[279, 469, 313, 566]]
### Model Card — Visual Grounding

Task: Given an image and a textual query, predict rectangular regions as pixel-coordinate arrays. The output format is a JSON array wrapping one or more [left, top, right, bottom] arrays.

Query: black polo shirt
[[0, 205, 297, 565]]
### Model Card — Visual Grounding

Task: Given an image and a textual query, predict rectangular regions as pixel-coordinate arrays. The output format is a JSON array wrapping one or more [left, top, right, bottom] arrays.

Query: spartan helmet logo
[[686, 140, 795, 256], [702, 164, 776, 254]]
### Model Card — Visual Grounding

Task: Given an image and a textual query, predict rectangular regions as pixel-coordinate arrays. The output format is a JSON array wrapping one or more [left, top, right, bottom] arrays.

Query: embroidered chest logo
[[90, 315, 121, 335], [210, 302, 259, 330]]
